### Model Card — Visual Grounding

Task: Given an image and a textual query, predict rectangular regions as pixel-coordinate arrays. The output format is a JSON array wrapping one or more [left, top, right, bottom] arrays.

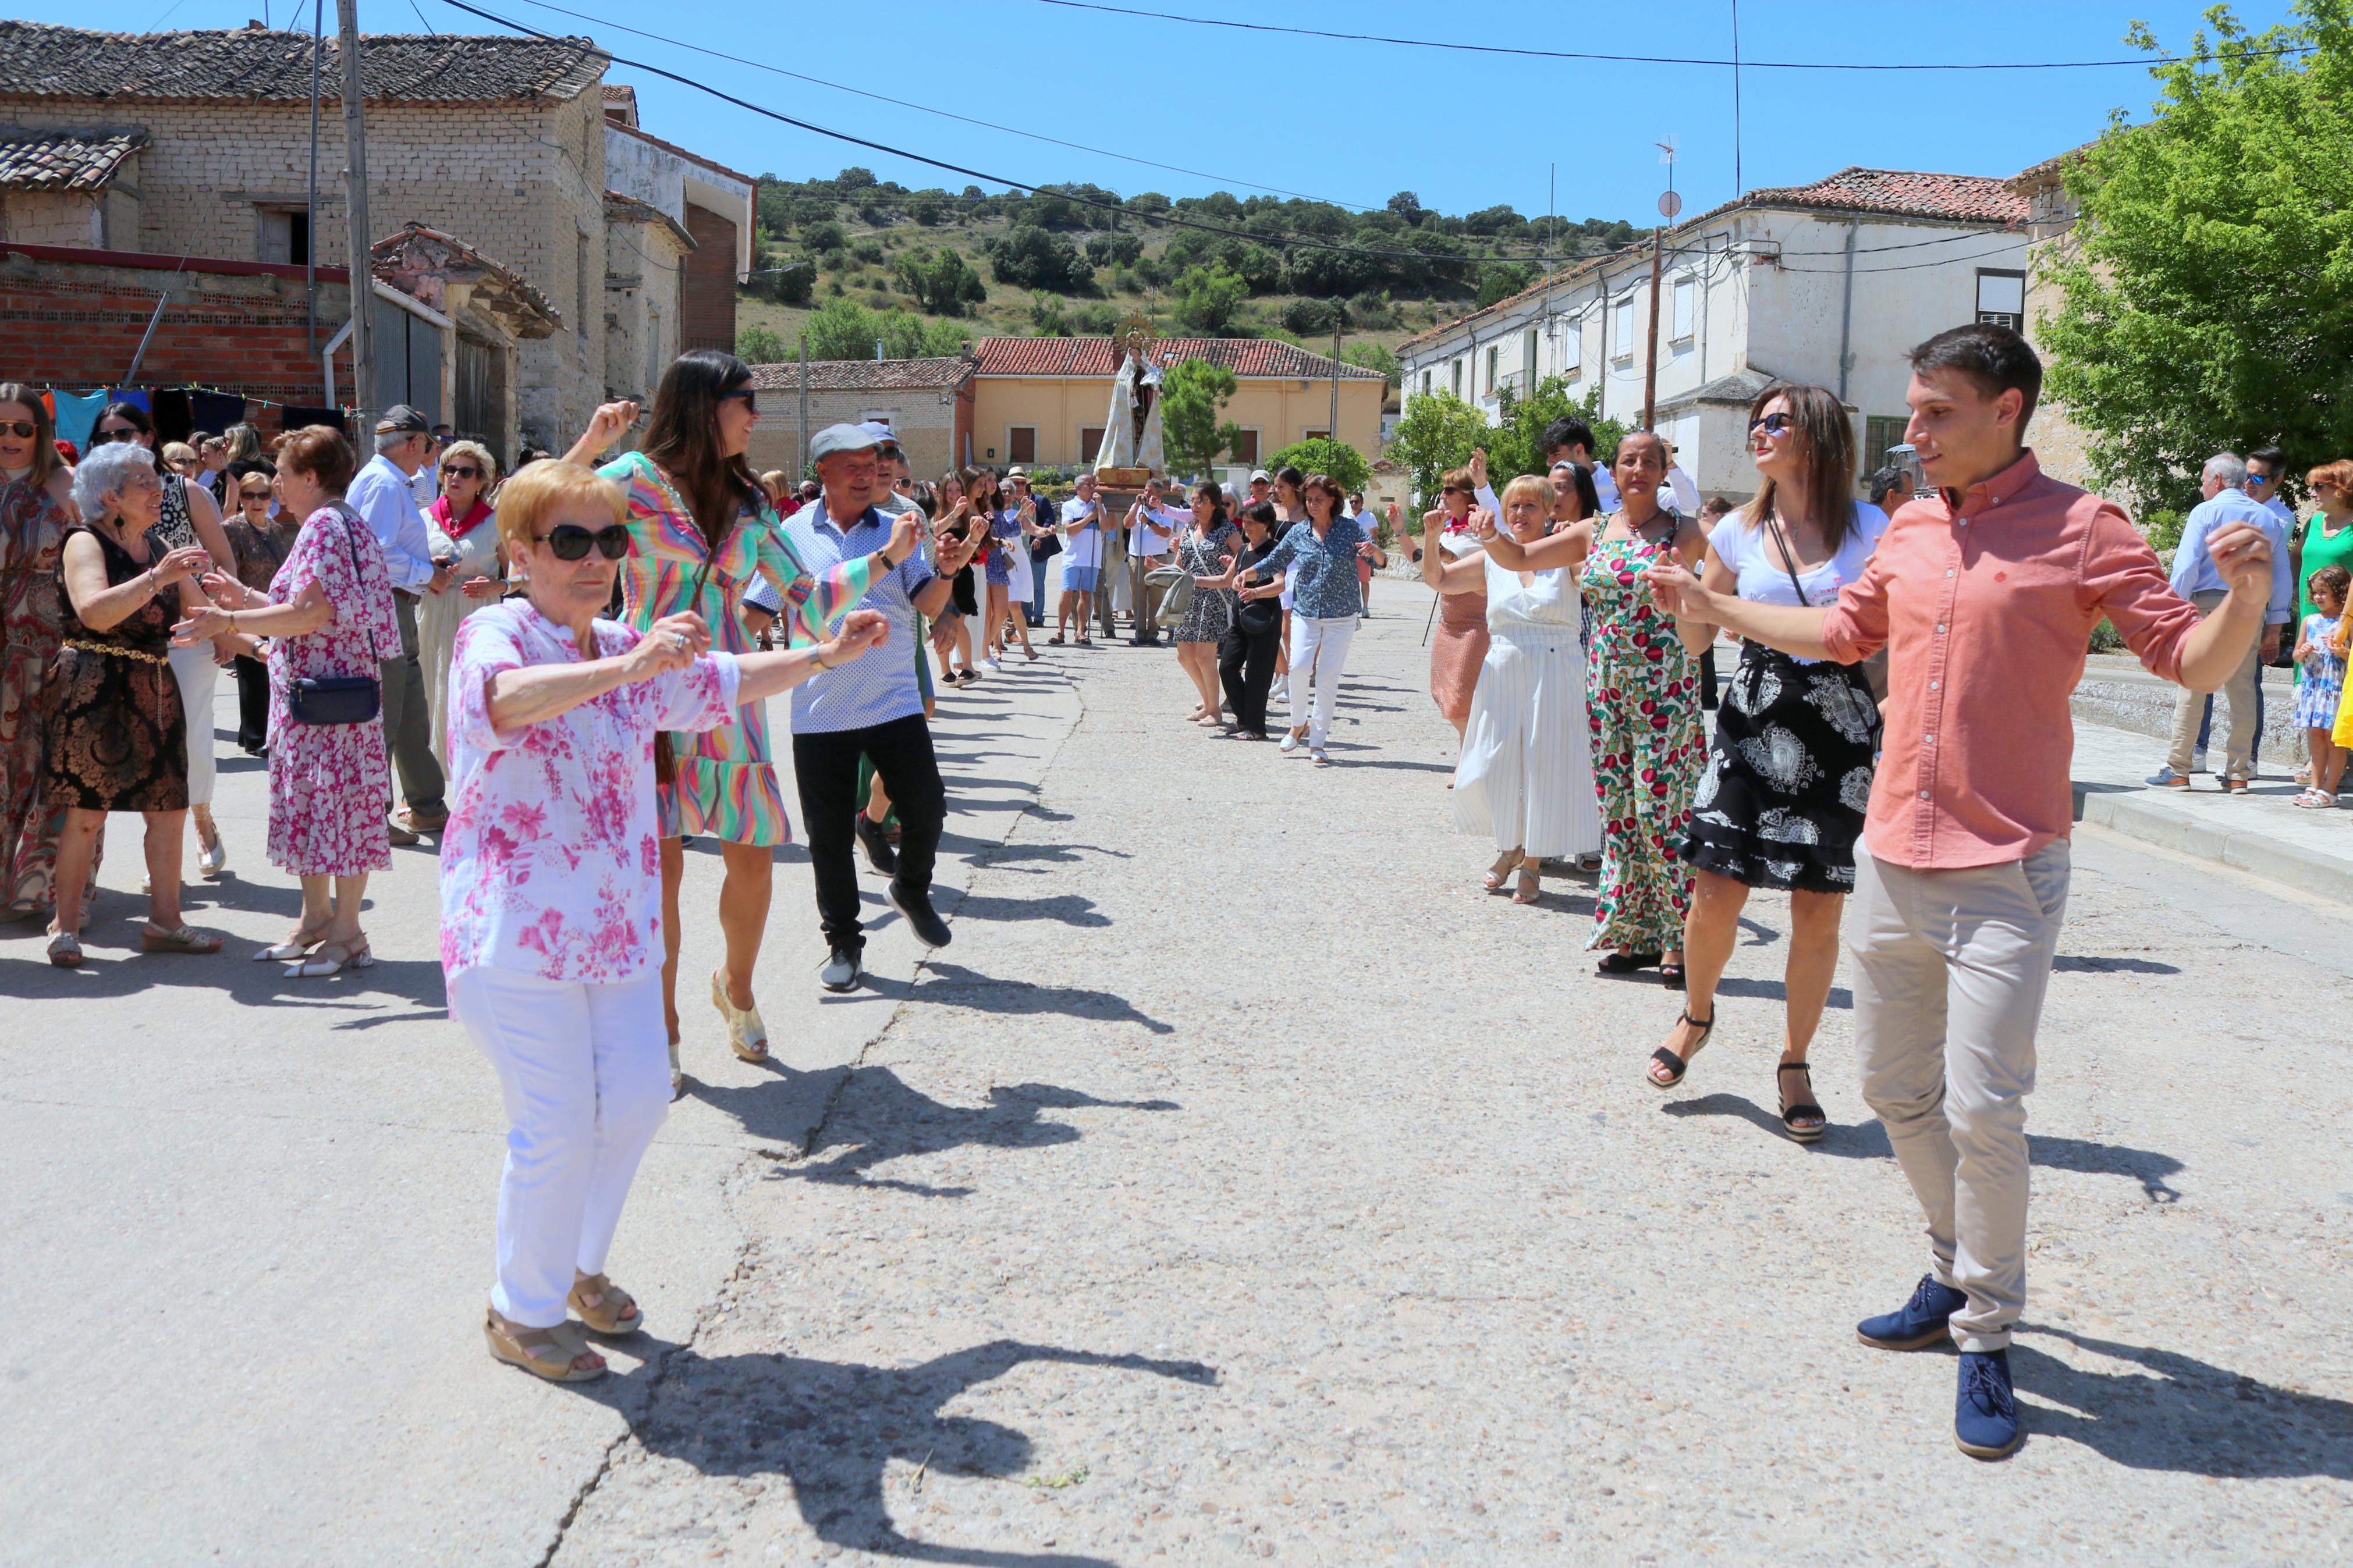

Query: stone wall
[[604, 215, 685, 404], [0, 189, 105, 247], [744, 386, 963, 482], [0, 89, 609, 449]]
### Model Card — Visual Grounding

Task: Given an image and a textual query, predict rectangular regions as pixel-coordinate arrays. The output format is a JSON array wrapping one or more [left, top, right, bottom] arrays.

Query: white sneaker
[[984, 656, 1003, 673]]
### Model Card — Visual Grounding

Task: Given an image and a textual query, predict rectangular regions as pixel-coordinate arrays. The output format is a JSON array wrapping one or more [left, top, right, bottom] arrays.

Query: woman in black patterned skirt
[[1638, 385, 1885, 1140], [1171, 481, 1238, 725]]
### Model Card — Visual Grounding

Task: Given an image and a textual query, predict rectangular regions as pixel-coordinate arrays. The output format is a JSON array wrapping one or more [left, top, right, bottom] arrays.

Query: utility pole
[[306, 0, 323, 385], [336, 0, 374, 432], [1329, 322, 1341, 444], [796, 333, 811, 479], [1644, 139, 1680, 432]]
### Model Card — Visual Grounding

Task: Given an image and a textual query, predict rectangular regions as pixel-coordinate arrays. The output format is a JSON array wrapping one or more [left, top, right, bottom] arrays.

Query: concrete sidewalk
[[2070, 717, 2353, 905]]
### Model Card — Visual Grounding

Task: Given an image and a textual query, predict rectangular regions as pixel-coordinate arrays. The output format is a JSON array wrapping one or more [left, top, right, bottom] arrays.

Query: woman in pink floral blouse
[[438, 461, 885, 1384]]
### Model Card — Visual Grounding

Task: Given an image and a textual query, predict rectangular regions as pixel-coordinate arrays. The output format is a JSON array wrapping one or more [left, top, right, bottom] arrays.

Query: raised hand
[[885, 511, 920, 564], [624, 611, 709, 681], [152, 543, 214, 588], [581, 400, 638, 453], [1470, 447, 1489, 490], [1469, 507, 1498, 542], [2206, 519, 2274, 601], [1642, 556, 1706, 619], [822, 607, 890, 666]]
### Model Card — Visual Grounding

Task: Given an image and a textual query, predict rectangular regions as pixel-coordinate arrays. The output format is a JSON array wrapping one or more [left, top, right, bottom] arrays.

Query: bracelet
[[812, 645, 835, 671]]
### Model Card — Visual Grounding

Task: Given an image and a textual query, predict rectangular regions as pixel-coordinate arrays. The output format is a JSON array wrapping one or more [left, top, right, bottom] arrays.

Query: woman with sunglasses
[[419, 440, 506, 770], [90, 401, 237, 880], [175, 426, 399, 977], [0, 383, 76, 919], [435, 460, 889, 1384], [565, 351, 899, 1083], [1638, 386, 1884, 1139], [219, 461, 301, 755], [1482, 431, 1707, 980]]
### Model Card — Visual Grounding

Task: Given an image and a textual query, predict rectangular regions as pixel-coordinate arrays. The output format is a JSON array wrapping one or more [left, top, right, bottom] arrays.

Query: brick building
[[0, 21, 751, 454], [2009, 145, 2101, 495], [742, 355, 977, 481]]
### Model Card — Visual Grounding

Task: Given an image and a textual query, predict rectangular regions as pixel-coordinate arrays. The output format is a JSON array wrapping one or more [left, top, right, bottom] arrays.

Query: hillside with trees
[[733, 170, 1646, 378]]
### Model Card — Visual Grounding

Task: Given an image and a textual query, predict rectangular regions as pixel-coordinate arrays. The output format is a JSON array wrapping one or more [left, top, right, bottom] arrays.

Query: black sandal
[[1659, 961, 1687, 991], [1648, 1010, 1713, 1089], [1777, 1062, 1827, 1143], [1597, 950, 1663, 976]]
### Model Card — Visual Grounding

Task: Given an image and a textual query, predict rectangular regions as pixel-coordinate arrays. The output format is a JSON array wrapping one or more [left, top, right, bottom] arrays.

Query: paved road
[[6, 585, 2351, 1565]]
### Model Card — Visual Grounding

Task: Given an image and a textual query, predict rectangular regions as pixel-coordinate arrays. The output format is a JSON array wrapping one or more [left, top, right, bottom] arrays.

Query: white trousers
[[168, 641, 218, 808], [1851, 842, 2070, 1353], [450, 966, 671, 1329], [1291, 614, 1358, 750]]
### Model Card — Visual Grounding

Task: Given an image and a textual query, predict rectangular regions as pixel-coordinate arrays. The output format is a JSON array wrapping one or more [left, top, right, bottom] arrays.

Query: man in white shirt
[[1055, 472, 1109, 643], [344, 404, 447, 838], [1125, 478, 1184, 642]]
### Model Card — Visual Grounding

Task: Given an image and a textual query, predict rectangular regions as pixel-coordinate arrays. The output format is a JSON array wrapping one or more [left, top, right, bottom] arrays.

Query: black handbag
[[288, 507, 385, 727]]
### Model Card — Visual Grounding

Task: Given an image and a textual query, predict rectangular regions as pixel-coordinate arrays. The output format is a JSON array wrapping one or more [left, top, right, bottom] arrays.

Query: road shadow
[[707, 1065, 1177, 1197], [577, 1336, 1217, 1564], [2053, 954, 2182, 975], [950, 892, 1110, 929], [965, 843, 1134, 873], [1709, 976, 1854, 1009], [2008, 1327, 2353, 1477], [1660, 1095, 2184, 1199], [913, 962, 1175, 1035]]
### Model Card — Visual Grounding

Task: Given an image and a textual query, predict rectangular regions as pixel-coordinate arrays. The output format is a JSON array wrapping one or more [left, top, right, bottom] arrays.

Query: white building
[[1395, 167, 2033, 504]]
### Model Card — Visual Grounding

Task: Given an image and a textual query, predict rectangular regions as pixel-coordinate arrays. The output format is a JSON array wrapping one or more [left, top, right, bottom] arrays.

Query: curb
[[2071, 783, 2353, 905]]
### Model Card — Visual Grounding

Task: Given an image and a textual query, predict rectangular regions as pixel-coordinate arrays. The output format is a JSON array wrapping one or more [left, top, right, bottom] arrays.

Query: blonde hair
[[495, 460, 626, 559], [161, 441, 198, 468], [1500, 473, 1552, 511], [439, 438, 500, 495]]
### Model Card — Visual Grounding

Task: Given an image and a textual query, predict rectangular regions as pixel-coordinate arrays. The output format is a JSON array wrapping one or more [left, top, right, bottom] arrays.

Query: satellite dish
[[1658, 191, 1684, 219]]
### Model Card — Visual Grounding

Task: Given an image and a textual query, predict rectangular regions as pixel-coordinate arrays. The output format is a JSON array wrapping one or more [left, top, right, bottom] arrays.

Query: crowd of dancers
[[0, 319, 2323, 1459]]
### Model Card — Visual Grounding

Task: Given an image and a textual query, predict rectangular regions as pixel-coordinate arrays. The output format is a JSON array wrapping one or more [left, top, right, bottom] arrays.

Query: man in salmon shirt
[[1645, 323, 2274, 1460]]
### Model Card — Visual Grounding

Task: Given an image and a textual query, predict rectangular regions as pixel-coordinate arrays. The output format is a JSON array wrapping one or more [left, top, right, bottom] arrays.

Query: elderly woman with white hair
[[436, 460, 888, 1382], [41, 441, 220, 965], [419, 438, 506, 767]]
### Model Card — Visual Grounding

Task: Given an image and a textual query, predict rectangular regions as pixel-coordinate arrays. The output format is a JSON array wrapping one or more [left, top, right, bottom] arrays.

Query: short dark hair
[[1540, 415, 1596, 458], [279, 424, 357, 495], [1238, 500, 1279, 530], [1865, 465, 1908, 509], [2247, 445, 2288, 473], [1905, 323, 2042, 428]]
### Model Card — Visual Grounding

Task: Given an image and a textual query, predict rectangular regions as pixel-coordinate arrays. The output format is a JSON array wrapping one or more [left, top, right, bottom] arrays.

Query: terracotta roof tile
[[973, 336, 1381, 380], [0, 21, 604, 104], [1731, 166, 2029, 226], [746, 357, 975, 392], [0, 129, 144, 191]]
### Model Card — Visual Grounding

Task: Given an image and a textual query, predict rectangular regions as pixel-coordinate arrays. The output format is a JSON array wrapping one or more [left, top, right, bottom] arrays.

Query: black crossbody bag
[[287, 507, 384, 726]]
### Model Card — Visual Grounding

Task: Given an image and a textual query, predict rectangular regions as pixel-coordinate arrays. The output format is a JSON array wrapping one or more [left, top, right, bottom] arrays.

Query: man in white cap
[[751, 422, 978, 993]]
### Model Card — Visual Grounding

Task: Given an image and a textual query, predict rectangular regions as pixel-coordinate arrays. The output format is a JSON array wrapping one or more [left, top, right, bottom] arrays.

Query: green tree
[[1262, 436, 1370, 496], [988, 225, 1091, 291], [1340, 340, 1401, 389], [735, 323, 787, 364], [1161, 358, 1243, 478], [1481, 378, 1623, 486], [1174, 263, 1248, 333], [2043, 2, 2353, 511], [803, 297, 881, 360], [1475, 260, 1533, 310], [1388, 389, 1490, 505], [1029, 291, 1072, 337], [892, 244, 986, 316]]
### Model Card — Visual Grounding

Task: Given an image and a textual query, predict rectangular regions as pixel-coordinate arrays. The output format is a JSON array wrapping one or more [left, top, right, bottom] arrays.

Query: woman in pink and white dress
[[439, 461, 886, 1384]]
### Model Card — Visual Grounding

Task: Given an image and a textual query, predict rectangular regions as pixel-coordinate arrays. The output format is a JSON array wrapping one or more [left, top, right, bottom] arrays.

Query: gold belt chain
[[63, 638, 171, 666]]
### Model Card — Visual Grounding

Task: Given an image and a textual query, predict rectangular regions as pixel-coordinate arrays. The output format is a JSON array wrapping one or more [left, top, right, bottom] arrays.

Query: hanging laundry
[[189, 390, 246, 438], [48, 389, 108, 450], [279, 406, 347, 435]]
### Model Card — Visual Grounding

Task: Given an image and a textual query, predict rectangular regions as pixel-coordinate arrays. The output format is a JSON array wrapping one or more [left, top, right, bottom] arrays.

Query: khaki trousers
[[2165, 589, 2260, 780], [1851, 842, 2071, 1353]]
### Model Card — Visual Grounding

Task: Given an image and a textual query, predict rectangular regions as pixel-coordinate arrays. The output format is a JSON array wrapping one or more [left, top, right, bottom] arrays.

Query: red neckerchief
[[1441, 505, 1475, 536], [432, 495, 494, 539]]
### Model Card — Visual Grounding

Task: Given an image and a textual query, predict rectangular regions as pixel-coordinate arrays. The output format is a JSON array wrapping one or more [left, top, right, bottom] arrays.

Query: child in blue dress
[[2292, 563, 2349, 806]]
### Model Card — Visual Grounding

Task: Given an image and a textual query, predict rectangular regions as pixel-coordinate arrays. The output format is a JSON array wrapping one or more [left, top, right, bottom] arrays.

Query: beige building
[[2010, 145, 2102, 495], [743, 356, 978, 482], [0, 21, 747, 456], [970, 336, 1383, 474]]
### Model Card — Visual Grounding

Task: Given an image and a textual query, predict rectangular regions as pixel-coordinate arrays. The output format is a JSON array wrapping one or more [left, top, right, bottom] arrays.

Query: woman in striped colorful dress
[[565, 352, 884, 1083]]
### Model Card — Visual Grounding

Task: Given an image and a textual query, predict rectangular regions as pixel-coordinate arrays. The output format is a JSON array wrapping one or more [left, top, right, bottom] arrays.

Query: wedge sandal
[[1778, 1062, 1827, 1143], [568, 1273, 644, 1336], [1648, 1009, 1713, 1089], [484, 1308, 606, 1382]]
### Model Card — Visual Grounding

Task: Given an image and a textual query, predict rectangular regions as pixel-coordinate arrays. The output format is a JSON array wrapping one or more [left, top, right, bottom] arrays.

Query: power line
[[494, 0, 1383, 210], [1031, 0, 2317, 72], [446, 0, 1639, 269]]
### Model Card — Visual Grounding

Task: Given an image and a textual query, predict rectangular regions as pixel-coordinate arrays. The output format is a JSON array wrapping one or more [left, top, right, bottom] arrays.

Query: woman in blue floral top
[[1234, 474, 1387, 765]]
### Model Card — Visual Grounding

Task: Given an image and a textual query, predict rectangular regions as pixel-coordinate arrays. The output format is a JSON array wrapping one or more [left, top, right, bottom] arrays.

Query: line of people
[[1408, 323, 2277, 1461]]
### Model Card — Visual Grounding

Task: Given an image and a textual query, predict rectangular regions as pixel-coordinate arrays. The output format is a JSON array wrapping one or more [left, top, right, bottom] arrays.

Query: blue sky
[[52, 0, 2306, 220]]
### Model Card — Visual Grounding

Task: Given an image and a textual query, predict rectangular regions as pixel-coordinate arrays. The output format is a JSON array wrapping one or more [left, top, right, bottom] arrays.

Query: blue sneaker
[[2145, 767, 2192, 788], [1954, 1349, 2023, 1459], [1857, 1274, 1968, 1350]]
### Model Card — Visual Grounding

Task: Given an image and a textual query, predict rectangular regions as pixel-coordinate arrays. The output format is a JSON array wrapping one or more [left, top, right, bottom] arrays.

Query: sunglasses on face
[[96, 426, 141, 443], [1749, 412, 1795, 435], [442, 464, 481, 480], [535, 523, 631, 561], [719, 388, 758, 413], [0, 420, 38, 439], [240, 489, 272, 502]]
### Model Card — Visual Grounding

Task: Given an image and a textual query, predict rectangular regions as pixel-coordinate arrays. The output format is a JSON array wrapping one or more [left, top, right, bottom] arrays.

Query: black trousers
[[1219, 621, 1281, 738], [232, 654, 270, 751], [792, 712, 945, 954]]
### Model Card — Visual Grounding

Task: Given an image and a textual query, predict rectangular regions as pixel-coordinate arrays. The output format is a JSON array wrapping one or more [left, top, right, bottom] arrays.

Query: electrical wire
[[1031, 0, 2317, 73], [494, 0, 1384, 210], [446, 0, 1635, 269]]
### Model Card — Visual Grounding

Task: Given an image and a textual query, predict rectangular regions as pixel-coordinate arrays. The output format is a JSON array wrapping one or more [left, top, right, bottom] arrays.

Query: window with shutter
[[1007, 426, 1036, 464], [1671, 276, 1695, 343]]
